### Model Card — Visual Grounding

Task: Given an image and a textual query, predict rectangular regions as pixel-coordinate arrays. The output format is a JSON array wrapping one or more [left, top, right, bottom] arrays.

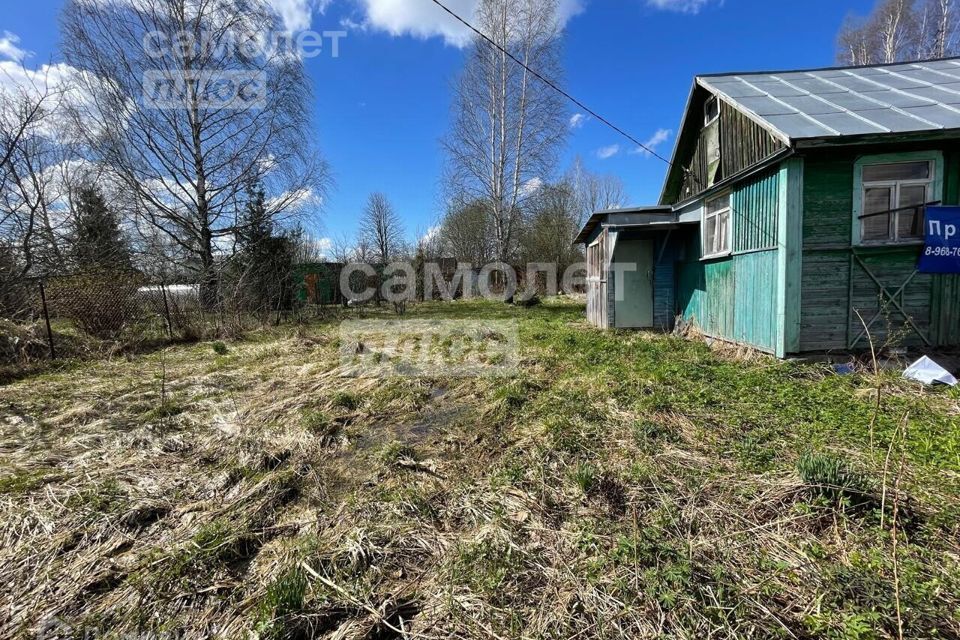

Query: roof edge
[[695, 55, 960, 80]]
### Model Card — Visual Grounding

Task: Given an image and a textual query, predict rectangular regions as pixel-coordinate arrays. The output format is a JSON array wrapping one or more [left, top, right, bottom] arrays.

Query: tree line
[[838, 0, 960, 64], [334, 0, 624, 289], [0, 0, 327, 326]]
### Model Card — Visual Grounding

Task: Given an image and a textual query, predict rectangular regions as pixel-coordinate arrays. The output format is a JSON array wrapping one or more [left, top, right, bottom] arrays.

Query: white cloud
[[631, 128, 672, 157], [596, 144, 620, 160], [421, 225, 441, 243], [569, 113, 587, 129], [646, 0, 718, 14], [0, 32, 30, 63], [267, 0, 333, 32], [357, 0, 584, 48], [312, 236, 334, 258], [520, 176, 544, 197], [0, 61, 104, 140]]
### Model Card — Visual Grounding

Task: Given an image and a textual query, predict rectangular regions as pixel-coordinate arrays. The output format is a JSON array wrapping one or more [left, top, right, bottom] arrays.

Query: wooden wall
[[733, 170, 780, 252], [673, 96, 786, 204], [676, 171, 781, 353], [799, 146, 960, 351]]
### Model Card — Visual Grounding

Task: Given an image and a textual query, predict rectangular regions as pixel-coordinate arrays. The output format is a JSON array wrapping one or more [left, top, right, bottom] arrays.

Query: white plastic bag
[[903, 356, 958, 386]]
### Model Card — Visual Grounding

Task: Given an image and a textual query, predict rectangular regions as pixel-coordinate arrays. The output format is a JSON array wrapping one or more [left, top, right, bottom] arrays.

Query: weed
[[256, 566, 309, 638], [572, 461, 598, 493], [379, 441, 416, 465], [332, 391, 360, 411], [797, 451, 872, 505], [142, 401, 185, 422], [300, 409, 341, 445], [0, 469, 61, 494], [212, 341, 229, 356], [449, 537, 519, 596], [66, 478, 126, 514]]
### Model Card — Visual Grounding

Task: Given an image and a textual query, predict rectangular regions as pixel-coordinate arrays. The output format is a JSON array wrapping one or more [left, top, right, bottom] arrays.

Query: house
[[577, 58, 960, 357]]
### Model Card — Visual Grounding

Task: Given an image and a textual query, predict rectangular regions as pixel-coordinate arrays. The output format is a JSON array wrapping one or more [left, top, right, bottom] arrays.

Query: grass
[[0, 297, 958, 638]]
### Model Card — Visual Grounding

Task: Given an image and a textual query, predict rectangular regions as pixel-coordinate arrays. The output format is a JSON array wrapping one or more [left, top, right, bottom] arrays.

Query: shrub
[[46, 270, 144, 340]]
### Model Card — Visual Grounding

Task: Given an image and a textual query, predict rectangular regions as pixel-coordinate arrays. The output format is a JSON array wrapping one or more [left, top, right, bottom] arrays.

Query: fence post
[[38, 279, 56, 360], [160, 282, 174, 339]]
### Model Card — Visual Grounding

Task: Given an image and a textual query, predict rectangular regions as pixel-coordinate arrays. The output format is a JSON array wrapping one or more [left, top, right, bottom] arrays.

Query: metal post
[[38, 279, 56, 360], [160, 282, 174, 339]]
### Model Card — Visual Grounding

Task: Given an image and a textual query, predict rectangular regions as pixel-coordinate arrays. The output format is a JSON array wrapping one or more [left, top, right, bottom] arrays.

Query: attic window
[[704, 96, 720, 126], [704, 96, 721, 187]]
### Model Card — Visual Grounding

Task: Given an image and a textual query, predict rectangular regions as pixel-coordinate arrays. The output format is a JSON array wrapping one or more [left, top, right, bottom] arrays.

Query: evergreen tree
[[236, 183, 296, 319], [70, 186, 131, 271]]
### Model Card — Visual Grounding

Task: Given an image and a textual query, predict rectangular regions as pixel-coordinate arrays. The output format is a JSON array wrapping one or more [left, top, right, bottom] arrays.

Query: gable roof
[[699, 58, 960, 142], [659, 57, 960, 206]]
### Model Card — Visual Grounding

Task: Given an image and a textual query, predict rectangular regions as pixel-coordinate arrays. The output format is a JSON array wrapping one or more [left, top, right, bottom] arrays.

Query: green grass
[[3, 297, 959, 639]]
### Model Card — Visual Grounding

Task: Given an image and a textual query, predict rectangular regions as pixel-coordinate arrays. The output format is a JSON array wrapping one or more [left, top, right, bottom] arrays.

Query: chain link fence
[[0, 267, 297, 369]]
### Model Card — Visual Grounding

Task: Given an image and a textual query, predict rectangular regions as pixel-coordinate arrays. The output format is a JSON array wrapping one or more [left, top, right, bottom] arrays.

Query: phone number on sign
[[924, 246, 960, 257]]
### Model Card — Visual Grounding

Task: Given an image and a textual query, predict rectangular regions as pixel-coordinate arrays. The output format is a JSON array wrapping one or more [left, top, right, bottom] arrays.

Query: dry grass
[[1, 299, 958, 639]]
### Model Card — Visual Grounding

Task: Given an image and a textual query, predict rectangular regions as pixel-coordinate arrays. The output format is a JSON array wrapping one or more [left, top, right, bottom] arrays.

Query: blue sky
[[1, 0, 875, 246]]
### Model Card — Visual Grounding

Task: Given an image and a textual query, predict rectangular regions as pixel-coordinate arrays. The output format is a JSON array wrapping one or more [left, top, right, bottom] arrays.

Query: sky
[[0, 0, 877, 248]]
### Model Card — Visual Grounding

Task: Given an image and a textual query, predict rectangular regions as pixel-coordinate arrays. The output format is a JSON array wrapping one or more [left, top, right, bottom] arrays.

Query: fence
[[0, 261, 586, 368], [0, 268, 287, 365]]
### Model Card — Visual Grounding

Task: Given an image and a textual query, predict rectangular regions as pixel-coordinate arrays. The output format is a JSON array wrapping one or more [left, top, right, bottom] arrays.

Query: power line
[[428, 0, 790, 252], [427, 0, 677, 168]]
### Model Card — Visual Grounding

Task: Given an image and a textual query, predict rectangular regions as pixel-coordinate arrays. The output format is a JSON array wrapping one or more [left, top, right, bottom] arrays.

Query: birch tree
[[444, 0, 566, 264], [838, 0, 959, 63], [61, 0, 328, 306]]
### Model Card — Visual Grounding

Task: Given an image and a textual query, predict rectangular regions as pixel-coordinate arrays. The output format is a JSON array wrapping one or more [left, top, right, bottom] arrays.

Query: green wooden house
[[577, 58, 960, 357]]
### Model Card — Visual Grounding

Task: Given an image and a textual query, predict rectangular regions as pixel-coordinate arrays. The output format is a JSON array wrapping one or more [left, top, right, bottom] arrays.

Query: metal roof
[[573, 206, 674, 245], [698, 58, 960, 141]]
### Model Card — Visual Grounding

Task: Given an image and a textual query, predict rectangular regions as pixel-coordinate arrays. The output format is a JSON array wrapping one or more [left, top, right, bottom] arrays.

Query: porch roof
[[574, 206, 675, 244]]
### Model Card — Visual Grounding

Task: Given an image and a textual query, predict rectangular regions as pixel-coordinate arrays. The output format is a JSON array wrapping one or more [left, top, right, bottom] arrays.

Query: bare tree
[[440, 199, 494, 266], [920, 0, 960, 57], [0, 73, 73, 278], [61, 0, 328, 306], [838, 0, 959, 63], [360, 192, 404, 264], [565, 156, 626, 228], [518, 180, 583, 278], [443, 0, 567, 264]]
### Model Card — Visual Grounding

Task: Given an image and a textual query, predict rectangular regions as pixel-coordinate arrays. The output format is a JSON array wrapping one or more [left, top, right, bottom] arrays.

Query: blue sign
[[919, 206, 960, 274]]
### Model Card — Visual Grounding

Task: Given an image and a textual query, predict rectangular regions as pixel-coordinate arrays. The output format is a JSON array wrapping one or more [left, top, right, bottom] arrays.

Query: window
[[704, 97, 721, 187], [704, 96, 720, 126], [859, 160, 934, 244], [703, 193, 731, 258]]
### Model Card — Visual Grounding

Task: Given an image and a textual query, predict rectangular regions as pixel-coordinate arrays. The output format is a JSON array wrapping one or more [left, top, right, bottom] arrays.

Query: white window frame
[[853, 151, 944, 247], [704, 96, 720, 127], [702, 192, 731, 260]]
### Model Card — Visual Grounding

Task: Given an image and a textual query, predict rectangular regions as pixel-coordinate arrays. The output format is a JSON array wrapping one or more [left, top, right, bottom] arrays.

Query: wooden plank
[[777, 158, 804, 357]]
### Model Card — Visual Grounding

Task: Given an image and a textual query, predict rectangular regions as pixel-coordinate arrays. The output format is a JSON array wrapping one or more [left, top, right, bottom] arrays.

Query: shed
[[578, 58, 960, 356]]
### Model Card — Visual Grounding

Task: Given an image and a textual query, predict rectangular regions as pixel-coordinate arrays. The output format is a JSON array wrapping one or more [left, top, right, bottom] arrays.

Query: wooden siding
[[932, 274, 960, 345], [799, 148, 960, 351], [733, 170, 779, 253], [673, 96, 786, 204], [733, 250, 779, 352], [676, 171, 782, 352], [677, 251, 779, 353], [653, 238, 679, 330], [721, 108, 784, 184]]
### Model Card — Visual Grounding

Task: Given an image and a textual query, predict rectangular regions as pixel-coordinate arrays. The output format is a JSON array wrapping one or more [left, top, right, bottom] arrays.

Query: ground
[[1, 298, 959, 639]]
